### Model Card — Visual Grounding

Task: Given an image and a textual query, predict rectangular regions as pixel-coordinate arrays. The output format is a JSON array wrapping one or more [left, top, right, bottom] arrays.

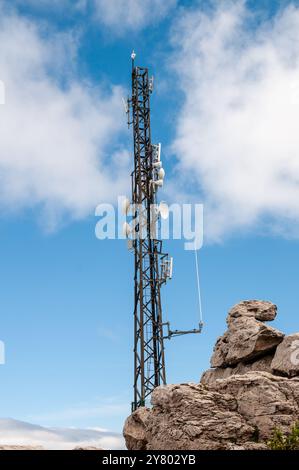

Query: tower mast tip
[[131, 50, 136, 63]]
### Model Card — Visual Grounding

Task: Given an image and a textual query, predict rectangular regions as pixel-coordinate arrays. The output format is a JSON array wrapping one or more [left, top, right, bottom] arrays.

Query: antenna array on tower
[[124, 52, 203, 411]]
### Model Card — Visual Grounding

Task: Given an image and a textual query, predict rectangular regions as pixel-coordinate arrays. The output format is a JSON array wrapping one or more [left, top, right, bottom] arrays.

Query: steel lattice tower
[[125, 53, 203, 412], [131, 64, 166, 410]]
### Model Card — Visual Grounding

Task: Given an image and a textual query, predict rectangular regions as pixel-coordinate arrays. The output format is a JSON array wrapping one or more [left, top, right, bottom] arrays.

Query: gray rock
[[123, 300, 299, 451], [271, 333, 299, 377], [211, 316, 284, 367], [201, 354, 273, 387], [227, 300, 277, 323], [242, 442, 268, 450], [123, 407, 151, 451], [123, 373, 299, 450], [213, 372, 299, 440], [201, 367, 234, 386], [124, 383, 256, 450]]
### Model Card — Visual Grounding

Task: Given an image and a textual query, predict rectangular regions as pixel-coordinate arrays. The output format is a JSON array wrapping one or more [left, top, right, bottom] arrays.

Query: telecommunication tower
[[123, 51, 203, 411]]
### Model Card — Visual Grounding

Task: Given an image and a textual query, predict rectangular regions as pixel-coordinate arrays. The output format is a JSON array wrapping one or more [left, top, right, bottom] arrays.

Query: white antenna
[[161, 257, 173, 282], [122, 197, 131, 215], [127, 239, 134, 252], [158, 167, 165, 180], [152, 143, 161, 162], [157, 143, 161, 162], [168, 257, 173, 279], [149, 76, 154, 93], [152, 179, 164, 189], [131, 50, 136, 61], [158, 201, 169, 220], [122, 97, 129, 115], [123, 222, 132, 238]]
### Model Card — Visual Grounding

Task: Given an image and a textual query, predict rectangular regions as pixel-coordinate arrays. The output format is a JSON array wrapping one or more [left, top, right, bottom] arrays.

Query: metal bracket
[[161, 321, 203, 340]]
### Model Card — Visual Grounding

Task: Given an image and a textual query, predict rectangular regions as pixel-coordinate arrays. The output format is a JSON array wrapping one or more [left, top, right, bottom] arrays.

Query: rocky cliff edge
[[123, 300, 299, 450]]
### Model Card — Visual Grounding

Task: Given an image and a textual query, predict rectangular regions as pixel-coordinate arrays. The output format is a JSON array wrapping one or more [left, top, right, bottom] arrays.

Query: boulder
[[211, 316, 284, 367], [271, 334, 299, 377], [227, 300, 277, 323], [123, 407, 151, 451], [210, 300, 283, 368]]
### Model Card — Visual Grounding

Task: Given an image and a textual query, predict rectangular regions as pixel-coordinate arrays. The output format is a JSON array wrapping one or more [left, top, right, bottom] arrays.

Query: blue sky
[[1, 0, 299, 440]]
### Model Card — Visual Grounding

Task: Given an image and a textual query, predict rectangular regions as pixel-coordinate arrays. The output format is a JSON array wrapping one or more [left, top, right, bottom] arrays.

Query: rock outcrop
[[124, 383, 263, 450], [123, 300, 299, 450], [210, 300, 284, 368]]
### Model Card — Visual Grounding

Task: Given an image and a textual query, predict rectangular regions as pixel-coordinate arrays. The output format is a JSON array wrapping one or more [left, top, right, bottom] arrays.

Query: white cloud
[[94, 0, 177, 33], [0, 418, 125, 449], [171, 0, 299, 241], [13, 0, 176, 33], [14, 0, 87, 12], [0, 7, 129, 228]]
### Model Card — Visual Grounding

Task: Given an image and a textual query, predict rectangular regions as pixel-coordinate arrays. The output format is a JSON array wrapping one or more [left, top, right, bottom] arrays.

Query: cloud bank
[[171, 0, 299, 241], [0, 418, 125, 450], [0, 7, 128, 228]]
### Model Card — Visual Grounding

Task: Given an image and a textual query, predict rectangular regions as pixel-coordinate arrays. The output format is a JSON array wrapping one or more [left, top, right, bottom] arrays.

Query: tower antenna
[[125, 52, 203, 411]]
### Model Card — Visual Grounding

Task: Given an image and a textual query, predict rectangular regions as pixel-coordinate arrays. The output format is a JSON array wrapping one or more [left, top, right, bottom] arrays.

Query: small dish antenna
[[158, 167, 165, 180]]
